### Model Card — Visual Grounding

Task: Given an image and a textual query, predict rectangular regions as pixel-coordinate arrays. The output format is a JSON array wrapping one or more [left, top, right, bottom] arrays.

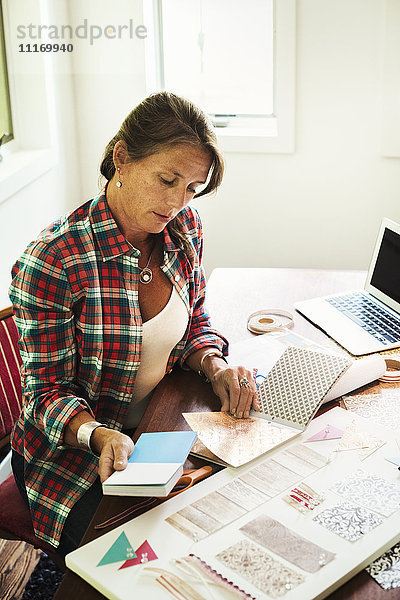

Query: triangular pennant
[[306, 424, 344, 442], [119, 539, 158, 569], [97, 531, 136, 566]]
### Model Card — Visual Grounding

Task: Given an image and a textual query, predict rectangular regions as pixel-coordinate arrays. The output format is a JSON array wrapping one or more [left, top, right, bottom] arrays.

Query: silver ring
[[239, 377, 250, 389]]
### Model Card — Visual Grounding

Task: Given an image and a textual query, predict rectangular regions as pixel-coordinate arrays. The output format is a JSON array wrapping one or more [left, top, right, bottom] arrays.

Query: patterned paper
[[166, 443, 329, 541], [331, 469, 400, 517], [97, 531, 136, 566], [334, 419, 385, 460], [216, 539, 304, 598], [183, 411, 298, 467], [366, 542, 400, 590], [313, 502, 383, 541], [344, 392, 400, 431], [217, 479, 269, 511], [257, 346, 351, 428], [241, 515, 335, 573]]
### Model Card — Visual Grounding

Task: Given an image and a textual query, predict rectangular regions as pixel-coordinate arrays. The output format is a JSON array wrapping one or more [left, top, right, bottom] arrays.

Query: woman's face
[[111, 143, 211, 240]]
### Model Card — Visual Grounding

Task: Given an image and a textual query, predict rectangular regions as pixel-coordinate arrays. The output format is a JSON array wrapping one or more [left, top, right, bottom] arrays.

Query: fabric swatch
[[334, 419, 385, 460], [240, 515, 335, 573], [216, 539, 304, 598], [344, 392, 400, 432], [257, 346, 351, 428], [306, 424, 344, 442], [217, 478, 269, 511], [331, 469, 400, 517], [97, 531, 136, 566], [313, 501, 383, 541], [166, 443, 328, 540], [119, 539, 157, 569], [282, 481, 325, 514], [366, 542, 400, 590]]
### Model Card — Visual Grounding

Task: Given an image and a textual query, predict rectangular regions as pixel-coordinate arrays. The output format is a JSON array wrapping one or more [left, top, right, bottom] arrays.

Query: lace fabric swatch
[[257, 346, 351, 428], [334, 419, 385, 460], [240, 515, 335, 573], [366, 542, 400, 590], [313, 501, 383, 541], [331, 469, 400, 517], [216, 539, 304, 598], [344, 392, 400, 432]]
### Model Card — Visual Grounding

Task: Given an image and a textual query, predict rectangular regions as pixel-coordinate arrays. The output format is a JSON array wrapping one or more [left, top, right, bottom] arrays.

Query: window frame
[[0, 0, 13, 146], [144, 0, 296, 154]]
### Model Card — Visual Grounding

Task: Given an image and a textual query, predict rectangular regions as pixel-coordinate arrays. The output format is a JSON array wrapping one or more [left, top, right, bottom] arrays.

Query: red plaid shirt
[[9, 190, 227, 548]]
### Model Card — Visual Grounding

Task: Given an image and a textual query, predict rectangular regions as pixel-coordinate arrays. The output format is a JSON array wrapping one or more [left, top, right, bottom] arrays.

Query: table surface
[[54, 268, 400, 600]]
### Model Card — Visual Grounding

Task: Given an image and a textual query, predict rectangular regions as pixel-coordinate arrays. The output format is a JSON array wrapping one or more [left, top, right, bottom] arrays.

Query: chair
[[0, 306, 65, 570]]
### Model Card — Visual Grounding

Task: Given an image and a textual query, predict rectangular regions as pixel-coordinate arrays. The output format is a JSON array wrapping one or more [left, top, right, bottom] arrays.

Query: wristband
[[198, 349, 226, 382], [77, 421, 106, 452]]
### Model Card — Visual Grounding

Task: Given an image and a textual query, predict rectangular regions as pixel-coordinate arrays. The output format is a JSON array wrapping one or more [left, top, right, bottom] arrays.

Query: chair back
[[0, 306, 23, 448]]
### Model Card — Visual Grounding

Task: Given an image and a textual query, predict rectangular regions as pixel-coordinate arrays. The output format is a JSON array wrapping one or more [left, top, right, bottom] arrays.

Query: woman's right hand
[[91, 428, 135, 483]]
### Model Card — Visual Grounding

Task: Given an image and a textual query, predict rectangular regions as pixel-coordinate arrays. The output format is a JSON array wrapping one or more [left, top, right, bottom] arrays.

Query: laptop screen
[[370, 227, 400, 305]]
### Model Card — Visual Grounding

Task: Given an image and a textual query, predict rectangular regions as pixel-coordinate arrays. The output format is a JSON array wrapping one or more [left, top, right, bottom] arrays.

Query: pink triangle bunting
[[119, 539, 158, 569], [306, 424, 344, 442]]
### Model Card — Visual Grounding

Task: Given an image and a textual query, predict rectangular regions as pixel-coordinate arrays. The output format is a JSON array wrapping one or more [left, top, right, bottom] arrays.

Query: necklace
[[138, 245, 155, 284]]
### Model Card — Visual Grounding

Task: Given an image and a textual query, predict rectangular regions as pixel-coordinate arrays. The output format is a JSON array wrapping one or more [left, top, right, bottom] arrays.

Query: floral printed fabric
[[331, 469, 400, 517], [313, 501, 383, 541], [216, 539, 304, 598], [366, 542, 400, 590]]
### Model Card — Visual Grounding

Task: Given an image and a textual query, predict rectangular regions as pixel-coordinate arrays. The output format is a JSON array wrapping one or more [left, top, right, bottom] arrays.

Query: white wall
[[1, 0, 399, 304], [196, 0, 400, 275]]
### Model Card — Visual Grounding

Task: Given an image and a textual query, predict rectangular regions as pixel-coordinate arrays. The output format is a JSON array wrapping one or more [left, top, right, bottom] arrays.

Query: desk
[[54, 269, 400, 600]]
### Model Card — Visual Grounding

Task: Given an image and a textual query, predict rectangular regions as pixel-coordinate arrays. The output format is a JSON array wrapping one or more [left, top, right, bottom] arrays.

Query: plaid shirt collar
[[89, 188, 181, 262]]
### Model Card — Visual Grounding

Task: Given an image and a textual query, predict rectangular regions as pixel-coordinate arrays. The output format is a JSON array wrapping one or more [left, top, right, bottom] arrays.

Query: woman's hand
[[209, 364, 259, 418], [91, 428, 135, 483]]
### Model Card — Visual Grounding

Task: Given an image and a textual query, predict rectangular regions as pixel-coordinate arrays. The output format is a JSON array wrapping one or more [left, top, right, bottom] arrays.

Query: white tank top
[[123, 286, 189, 428]]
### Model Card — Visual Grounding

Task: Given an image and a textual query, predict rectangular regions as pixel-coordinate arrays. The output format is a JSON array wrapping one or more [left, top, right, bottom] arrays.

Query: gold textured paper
[[183, 411, 298, 467], [335, 419, 385, 460]]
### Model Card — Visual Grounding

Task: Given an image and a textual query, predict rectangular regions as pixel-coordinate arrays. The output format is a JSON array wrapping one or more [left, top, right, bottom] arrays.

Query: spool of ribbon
[[247, 309, 294, 334], [379, 355, 400, 382]]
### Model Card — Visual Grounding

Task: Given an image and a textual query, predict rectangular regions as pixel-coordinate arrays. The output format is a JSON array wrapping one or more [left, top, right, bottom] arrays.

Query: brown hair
[[100, 91, 224, 254]]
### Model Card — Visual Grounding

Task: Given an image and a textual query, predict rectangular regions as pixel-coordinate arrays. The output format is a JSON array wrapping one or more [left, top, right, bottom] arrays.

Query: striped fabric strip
[[0, 316, 23, 439]]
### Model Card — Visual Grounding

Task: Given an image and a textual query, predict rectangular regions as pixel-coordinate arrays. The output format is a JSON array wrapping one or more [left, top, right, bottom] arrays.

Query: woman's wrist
[[201, 354, 228, 383]]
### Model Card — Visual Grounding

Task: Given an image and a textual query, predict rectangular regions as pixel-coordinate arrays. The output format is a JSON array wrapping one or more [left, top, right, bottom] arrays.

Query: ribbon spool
[[247, 309, 294, 335], [379, 356, 400, 382]]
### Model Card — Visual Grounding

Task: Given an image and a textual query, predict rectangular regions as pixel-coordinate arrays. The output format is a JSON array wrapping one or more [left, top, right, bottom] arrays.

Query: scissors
[[95, 465, 212, 530]]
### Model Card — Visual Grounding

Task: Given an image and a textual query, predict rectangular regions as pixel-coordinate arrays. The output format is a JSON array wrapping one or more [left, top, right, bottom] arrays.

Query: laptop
[[294, 217, 400, 356]]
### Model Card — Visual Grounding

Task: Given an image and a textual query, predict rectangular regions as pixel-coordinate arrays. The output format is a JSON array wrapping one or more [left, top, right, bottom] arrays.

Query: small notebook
[[102, 431, 197, 497]]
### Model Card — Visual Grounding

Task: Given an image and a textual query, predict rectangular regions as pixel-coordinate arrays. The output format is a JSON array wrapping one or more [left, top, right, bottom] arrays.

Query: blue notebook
[[102, 430, 197, 497]]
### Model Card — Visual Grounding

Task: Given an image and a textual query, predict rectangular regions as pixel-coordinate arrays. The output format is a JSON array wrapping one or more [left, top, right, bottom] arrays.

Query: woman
[[9, 92, 258, 558]]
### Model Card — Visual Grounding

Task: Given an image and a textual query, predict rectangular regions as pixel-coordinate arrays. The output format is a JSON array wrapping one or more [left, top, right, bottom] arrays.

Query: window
[[145, 0, 296, 153], [0, 0, 12, 146]]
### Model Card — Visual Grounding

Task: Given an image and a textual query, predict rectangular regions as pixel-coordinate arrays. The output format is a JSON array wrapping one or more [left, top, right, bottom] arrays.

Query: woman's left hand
[[209, 365, 259, 418]]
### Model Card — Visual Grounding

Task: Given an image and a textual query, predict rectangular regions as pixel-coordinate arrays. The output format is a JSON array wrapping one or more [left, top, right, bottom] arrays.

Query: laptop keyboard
[[326, 292, 400, 345]]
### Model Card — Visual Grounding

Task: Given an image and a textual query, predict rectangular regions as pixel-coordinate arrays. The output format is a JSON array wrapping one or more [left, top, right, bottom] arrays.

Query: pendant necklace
[[138, 244, 155, 284]]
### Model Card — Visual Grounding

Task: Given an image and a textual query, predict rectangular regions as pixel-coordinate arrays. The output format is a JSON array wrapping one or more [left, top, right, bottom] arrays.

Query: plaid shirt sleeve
[[179, 208, 229, 364], [9, 240, 92, 451]]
